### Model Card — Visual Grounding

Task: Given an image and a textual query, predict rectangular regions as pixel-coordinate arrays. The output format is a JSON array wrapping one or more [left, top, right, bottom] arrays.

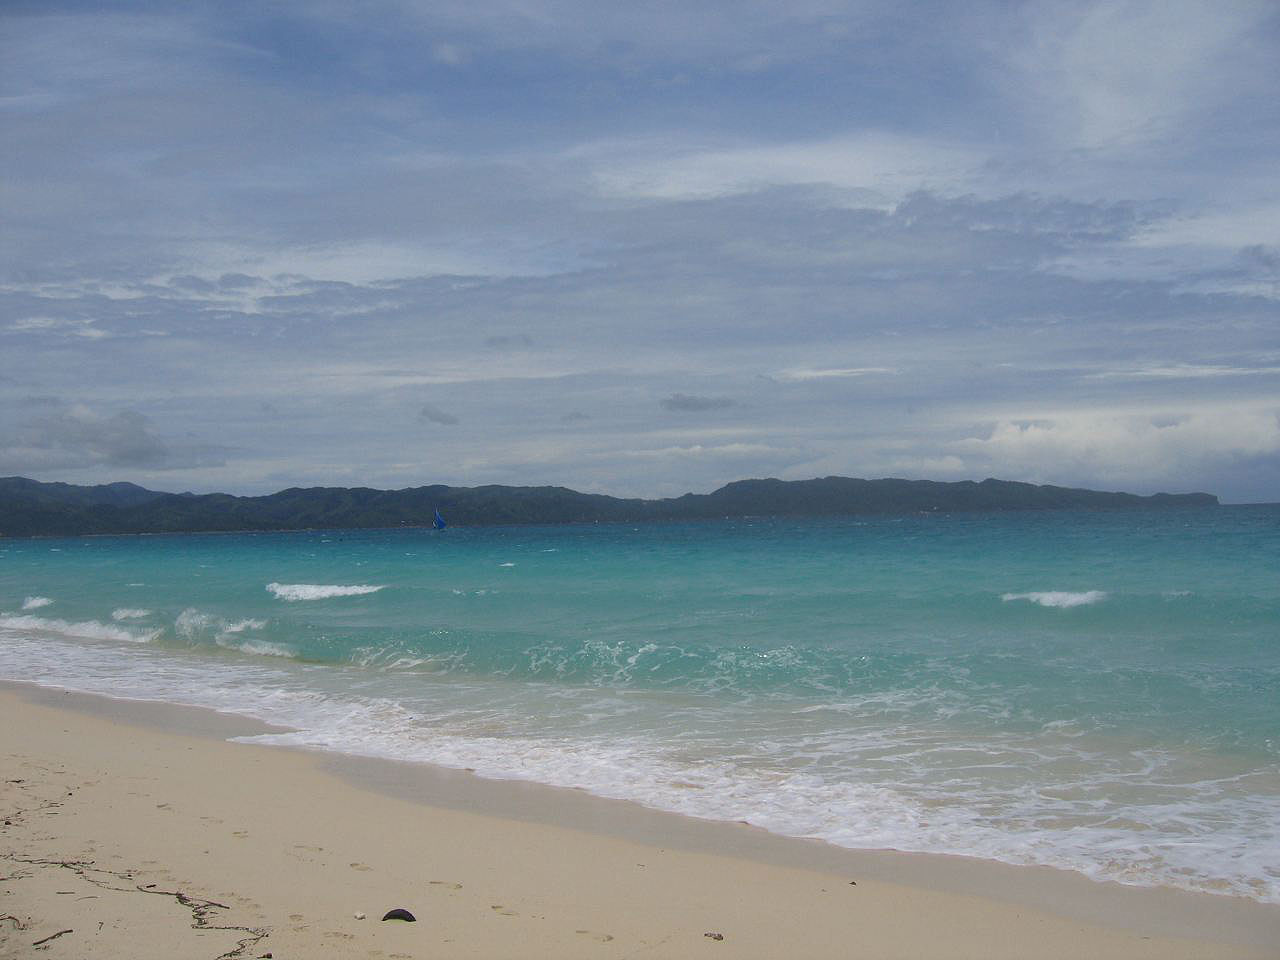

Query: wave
[[222, 618, 267, 633], [218, 638, 294, 658], [112, 608, 151, 620], [266, 582, 385, 601], [22, 596, 53, 610], [176, 609, 267, 638], [1001, 590, 1106, 608], [0, 613, 159, 644]]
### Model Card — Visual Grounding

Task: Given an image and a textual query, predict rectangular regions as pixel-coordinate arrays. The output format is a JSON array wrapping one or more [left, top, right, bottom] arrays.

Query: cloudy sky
[[2, 1, 1278, 501]]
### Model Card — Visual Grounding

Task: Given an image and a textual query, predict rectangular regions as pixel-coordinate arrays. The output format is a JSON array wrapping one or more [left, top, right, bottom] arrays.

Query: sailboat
[[432, 508, 446, 530]]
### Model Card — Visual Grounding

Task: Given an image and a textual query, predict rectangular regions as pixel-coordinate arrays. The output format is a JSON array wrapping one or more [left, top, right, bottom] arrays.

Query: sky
[[2, 1, 1278, 502]]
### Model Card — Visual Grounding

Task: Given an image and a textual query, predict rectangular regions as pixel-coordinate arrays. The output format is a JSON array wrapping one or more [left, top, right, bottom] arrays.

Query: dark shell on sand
[[382, 908, 416, 922]]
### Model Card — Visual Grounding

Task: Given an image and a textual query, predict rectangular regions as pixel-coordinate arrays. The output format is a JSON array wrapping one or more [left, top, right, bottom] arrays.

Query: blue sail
[[432, 508, 446, 530]]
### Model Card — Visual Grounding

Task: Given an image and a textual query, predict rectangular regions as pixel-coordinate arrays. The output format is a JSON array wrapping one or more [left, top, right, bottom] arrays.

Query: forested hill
[[0, 475, 1219, 537]]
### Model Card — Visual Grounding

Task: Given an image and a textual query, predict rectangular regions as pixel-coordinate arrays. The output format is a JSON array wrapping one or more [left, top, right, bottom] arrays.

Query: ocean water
[[1, 508, 1277, 902]]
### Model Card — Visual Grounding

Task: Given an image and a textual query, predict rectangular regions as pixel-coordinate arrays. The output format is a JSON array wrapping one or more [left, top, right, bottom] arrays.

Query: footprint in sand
[[349, 862, 372, 871], [490, 904, 518, 917], [289, 913, 305, 921], [576, 930, 615, 942], [428, 880, 463, 891], [231, 830, 249, 839]]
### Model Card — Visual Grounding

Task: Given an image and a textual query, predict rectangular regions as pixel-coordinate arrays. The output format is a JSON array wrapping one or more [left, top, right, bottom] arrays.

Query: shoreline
[[2, 680, 1277, 958]]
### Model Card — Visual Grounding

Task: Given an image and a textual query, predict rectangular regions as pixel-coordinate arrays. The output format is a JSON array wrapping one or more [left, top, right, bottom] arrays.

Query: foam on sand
[[266, 583, 385, 601]]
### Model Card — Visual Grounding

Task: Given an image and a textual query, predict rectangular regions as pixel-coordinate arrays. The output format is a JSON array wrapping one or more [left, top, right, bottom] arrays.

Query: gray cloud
[[485, 333, 534, 349], [33, 407, 169, 467], [661, 394, 737, 412], [2, 3, 1278, 502], [419, 403, 460, 426]]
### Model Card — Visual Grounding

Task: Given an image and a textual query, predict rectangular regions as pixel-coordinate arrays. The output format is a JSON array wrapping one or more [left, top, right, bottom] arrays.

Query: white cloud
[[1007, 0, 1275, 150], [611, 442, 790, 460], [953, 407, 1280, 489], [775, 366, 898, 381], [583, 133, 984, 202], [1087, 363, 1280, 381], [1132, 203, 1280, 251]]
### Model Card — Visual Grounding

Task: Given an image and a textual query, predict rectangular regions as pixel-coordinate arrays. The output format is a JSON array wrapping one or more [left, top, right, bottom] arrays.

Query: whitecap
[[0, 613, 159, 644], [175, 608, 215, 638], [266, 583, 385, 601], [112, 608, 151, 621], [22, 596, 53, 610], [216, 638, 295, 658], [1001, 590, 1107, 608], [221, 618, 267, 634]]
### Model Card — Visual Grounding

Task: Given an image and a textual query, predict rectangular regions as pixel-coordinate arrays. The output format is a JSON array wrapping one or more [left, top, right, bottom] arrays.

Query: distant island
[[0, 475, 1219, 538]]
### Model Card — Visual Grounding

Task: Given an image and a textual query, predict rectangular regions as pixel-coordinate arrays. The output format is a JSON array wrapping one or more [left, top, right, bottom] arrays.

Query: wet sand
[[2, 681, 1276, 959]]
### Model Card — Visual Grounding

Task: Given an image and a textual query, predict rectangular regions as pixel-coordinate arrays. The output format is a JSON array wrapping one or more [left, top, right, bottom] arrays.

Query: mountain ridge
[[0, 475, 1219, 538]]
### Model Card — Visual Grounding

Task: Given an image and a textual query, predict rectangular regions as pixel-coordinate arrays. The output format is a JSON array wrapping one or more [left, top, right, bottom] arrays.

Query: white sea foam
[[0, 613, 158, 644], [176, 609, 270, 645], [1, 630, 1276, 905], [499, 562, 515, 567], [266, 582, 385, 601], [22, 596, 53, 610], [175, 608, 215, 638], [112, 608, 151, 620], [1001, 590, 1107, 608], [222, 618, 267, 634], [218, 638, 294, 658]]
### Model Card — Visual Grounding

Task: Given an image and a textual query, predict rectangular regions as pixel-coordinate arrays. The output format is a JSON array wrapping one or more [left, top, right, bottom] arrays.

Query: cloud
[[2, 2, 1278, 503], [419, 403, 460, 425], [0, 403, 182, 471], [952, 407, 1280, 490], [36, 407, 169, 467], [1005, 0, 1276, 150], [485, 333, 534, 349], [612, 442, 788, 460], [585, 133, 984, 202], [1086, 363, 1280, 381], [775, 367, 897, 382], [661, 393, 736, 412]]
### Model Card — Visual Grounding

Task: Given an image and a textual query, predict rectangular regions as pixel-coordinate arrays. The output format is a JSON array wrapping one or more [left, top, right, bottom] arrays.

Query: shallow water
[[2, 507, 1277, 901]]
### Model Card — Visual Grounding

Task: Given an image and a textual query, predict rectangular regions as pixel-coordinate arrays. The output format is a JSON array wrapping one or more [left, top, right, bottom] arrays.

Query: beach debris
[[382, 908, 416, 922], [32, 928, 73, 946], [704, 931, 725, 941], [848, 880, 857, 885], [354, 911, 366, 920]]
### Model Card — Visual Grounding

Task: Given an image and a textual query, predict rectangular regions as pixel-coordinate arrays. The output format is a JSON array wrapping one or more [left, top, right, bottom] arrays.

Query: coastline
[[2, 681, 1276, 959]]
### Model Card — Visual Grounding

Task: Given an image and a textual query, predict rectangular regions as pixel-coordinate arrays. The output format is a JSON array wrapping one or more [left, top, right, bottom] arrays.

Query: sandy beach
[[2, 682, 1276, 960]]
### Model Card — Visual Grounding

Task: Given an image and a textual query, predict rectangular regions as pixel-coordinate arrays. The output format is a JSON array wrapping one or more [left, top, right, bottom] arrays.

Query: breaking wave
[[0, 613, 159, 644], [1001, 590, 1107, 608], [266, 583, 386, 601]]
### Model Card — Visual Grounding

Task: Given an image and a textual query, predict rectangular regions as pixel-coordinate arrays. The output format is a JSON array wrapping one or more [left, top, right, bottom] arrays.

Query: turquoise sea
[[2, 507, 1277, 902]]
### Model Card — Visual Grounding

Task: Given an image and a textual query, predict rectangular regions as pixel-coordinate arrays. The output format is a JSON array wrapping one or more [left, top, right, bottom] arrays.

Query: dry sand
[[2, 682, 1276, 959]]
